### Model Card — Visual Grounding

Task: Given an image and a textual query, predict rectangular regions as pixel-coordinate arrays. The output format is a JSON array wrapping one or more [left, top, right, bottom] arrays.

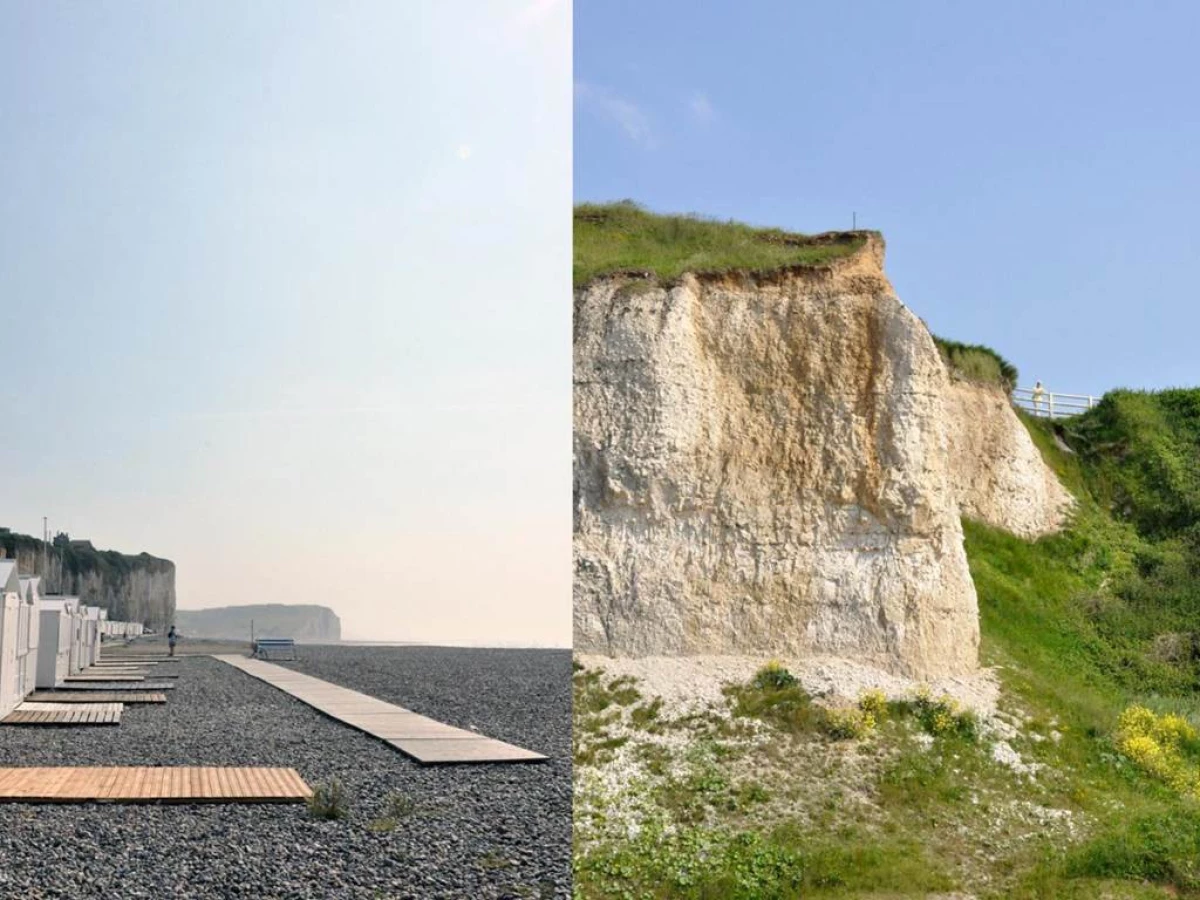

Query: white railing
[[1012, 387, 1099, 419]]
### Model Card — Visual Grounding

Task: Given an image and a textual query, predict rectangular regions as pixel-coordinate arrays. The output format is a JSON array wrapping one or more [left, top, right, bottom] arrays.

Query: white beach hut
[[16, 576, 41, 700], [36, 598, 75, 689], [40, 596, 84, 677], [0, 562, 24, 718], [83, 606, 103, 666]]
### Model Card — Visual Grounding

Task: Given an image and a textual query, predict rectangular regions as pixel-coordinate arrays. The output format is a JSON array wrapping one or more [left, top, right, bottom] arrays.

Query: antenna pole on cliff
[[852, 211, 857, 231]]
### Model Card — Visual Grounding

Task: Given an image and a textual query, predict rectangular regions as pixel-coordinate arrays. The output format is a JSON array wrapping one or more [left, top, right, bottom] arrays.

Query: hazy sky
[[1, 1, 571, 645], [575, 0, 1200, 400]]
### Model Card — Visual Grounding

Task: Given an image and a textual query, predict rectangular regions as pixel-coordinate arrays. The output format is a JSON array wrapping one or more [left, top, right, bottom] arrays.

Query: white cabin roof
[[40, 595, 82, 613], [0, 561, 19, 596]]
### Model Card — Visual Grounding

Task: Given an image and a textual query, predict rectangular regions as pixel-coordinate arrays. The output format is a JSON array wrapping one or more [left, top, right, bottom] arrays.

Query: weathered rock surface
[[945, 381, 1074, 538], [573, 236, 981, 678]]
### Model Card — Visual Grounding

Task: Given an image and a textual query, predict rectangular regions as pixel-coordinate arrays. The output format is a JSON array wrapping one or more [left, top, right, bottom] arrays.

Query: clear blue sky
[[575, 0, 1200, 398], [1, 0, 571, 645]]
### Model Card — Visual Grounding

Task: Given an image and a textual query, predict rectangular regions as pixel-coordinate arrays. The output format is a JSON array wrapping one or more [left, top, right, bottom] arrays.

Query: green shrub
[[820, 707, 876, 740], [727, 667, 821, 735], [1114, 705, 1200, 798], [858, 689, 888, 719], [901, 687, 979, 741], [752, 660, 797, 691], [307, 778, 349, 821]]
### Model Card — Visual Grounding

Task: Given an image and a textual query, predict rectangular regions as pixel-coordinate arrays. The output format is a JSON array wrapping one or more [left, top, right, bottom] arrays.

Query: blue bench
[[252, 638, 297, 661]]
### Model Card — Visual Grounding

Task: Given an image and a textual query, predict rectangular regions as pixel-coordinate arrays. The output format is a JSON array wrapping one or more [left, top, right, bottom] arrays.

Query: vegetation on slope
[[574, 387, 1200, 899], [573, 201, 866, 287], [933, 335, 1020, 391], [961, 394, 1200, 896]]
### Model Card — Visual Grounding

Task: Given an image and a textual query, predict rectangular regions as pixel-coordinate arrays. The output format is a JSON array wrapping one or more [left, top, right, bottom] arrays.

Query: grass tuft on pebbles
[[307, 778, 350, 820]]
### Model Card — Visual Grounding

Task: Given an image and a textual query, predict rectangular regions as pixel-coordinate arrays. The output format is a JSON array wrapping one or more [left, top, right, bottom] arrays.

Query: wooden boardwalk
[[215, 655, 546, 765], [57, 682, 175, 692], [0, 767, 311, 803], [99, 657, 177, 664], [3, 703, 122, 726], [64, 674, 145, 683], [83, 669, 179, 679], [28, 691, 166, 704]]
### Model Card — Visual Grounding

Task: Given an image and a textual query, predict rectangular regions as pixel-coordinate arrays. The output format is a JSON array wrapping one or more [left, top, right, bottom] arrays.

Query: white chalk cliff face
[[945, 382, 1074, 539], [574, 236, 984, 678]]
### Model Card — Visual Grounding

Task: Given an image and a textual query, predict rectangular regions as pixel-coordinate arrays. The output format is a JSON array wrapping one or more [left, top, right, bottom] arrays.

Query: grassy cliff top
[[574, 201, 868, 287]]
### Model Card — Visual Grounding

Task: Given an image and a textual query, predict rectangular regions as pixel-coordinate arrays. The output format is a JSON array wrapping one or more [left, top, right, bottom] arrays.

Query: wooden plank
[[56, 682, 175, 691], [42, 767, 75, 799], [114, 767, 136, 800], [199, 767, 213, 799], [60, 768, 93, 800], [97, 767, 122, 800], [252, 769, 273, 797], [0, 766, 308, 803], [154, 768, 170, 800], [257, 766, 282, 797], [212, 654, 546, 765], [237, 769, 254, 797], [2, 703, 121, 726]]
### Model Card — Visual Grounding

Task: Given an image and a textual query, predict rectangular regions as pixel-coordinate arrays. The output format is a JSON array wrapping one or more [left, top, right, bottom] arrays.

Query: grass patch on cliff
[[932, 335, 1019, 391], [574, 201, 866, 287]]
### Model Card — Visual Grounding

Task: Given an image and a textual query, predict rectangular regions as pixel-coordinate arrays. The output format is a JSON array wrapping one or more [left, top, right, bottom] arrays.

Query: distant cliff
[[175, 604, 341, 642], [0, 529, 175, 627]]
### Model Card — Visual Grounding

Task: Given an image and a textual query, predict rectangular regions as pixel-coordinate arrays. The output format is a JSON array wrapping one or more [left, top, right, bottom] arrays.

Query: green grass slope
[[573, 201, 866, 287], [964, 392, 1200, 896]]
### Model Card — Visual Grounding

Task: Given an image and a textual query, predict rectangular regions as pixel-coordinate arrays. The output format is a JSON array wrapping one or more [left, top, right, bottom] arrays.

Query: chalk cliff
[[574, 235, 981, 678], [574, 233, 1072, 679], [945, 381, 1074, 538], [0, 531, 175, 627]]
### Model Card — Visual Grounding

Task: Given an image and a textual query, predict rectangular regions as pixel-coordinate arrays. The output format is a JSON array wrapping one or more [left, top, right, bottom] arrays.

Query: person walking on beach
[[168, 625, 178, 657], [1032, 380, 1046, 415]]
